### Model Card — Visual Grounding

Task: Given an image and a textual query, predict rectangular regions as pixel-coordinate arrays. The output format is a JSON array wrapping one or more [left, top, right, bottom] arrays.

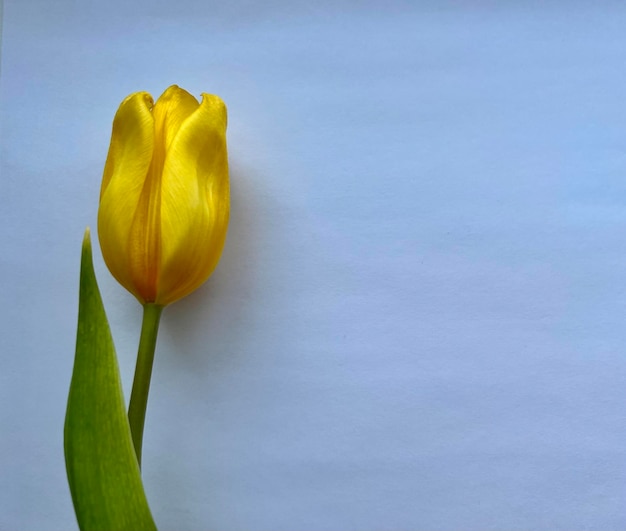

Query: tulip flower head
[[98, 85, 229, 306]]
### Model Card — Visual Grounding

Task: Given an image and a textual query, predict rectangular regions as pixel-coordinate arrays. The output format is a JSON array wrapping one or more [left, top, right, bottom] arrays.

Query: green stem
[[128, 303, 163, 468]]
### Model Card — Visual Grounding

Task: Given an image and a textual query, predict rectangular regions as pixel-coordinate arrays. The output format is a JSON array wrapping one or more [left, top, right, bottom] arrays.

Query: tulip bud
[[97, 85, 229, 306]]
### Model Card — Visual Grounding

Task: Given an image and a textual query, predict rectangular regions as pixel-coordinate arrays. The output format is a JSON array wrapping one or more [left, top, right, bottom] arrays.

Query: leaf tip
[[82, 227, 93, 259]]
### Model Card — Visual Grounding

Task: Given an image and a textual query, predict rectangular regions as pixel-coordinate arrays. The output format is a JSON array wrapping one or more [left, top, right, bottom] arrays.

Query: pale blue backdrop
[[1, 1, 626, 529]]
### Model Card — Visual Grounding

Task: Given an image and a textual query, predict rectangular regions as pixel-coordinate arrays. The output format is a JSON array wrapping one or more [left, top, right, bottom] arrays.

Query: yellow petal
[[156, 94, 229, 305], [122, 87, 201, 301], [151, 86, 200, 180], [98, 91, 155, 302]]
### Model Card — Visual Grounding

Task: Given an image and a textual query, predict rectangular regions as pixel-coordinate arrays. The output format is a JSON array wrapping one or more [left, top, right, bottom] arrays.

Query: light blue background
[[2, 1, 626, 529]]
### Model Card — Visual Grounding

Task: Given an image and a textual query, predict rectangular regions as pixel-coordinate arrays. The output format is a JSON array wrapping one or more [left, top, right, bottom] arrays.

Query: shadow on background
[[160, 161, 263, 369]]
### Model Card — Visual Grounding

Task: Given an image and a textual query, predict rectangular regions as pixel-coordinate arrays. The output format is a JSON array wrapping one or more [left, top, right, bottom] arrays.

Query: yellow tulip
[[97, 85, 229, 306]]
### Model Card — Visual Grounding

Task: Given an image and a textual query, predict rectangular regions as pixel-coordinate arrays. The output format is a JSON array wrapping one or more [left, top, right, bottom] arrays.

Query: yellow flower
[[97, 85, 229, 306]]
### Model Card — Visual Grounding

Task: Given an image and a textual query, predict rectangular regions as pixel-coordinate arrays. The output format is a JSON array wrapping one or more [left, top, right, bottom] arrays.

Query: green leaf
[[64, 229, 157, 531]]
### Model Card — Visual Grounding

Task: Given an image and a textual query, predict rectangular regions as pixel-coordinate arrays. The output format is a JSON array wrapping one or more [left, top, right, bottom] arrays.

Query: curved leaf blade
[[64, 229, 157, 531]]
